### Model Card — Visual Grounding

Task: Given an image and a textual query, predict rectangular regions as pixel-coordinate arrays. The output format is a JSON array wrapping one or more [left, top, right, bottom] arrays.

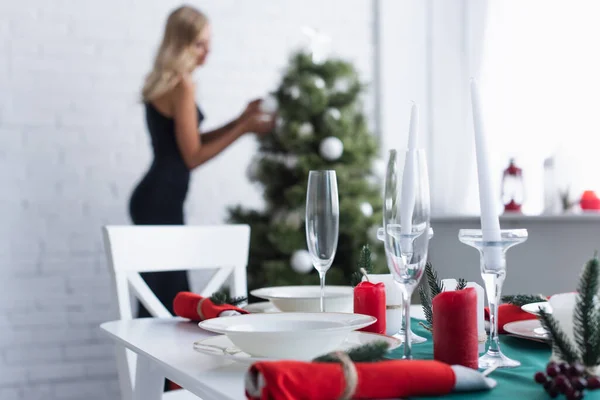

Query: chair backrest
[[101, 224, 251, 399]]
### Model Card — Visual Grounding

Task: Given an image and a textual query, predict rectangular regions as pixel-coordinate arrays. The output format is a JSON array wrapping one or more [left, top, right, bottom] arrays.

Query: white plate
[[244, 301, 428, 322], [503, 319, 550, 342], [521, 301, 552, 316], [243, 302, 280, 313], [193, 331, 401, 364], [197, 312, 376, 359], [250, 285, 353, 313]]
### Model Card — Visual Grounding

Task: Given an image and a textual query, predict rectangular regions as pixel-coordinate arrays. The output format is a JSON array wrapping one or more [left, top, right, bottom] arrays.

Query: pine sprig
[[418, 285, 433, 332], [538, 308, 579, 363], [209, 292, 248, 306], [456, 279, 467, 290], [350, 272, 362, 287], [501, 294, 546, 307], [574, 255, 600, 366], [312, 341, 390, 363], [358, 245, 373, 274], [425, 262, 443, 297]]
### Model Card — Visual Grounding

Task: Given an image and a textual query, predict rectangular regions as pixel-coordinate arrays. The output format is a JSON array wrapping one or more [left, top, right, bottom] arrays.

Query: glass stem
[[400, 286, 413, 359], [318, 270, 326, 312], [481, 271, 504, 355]]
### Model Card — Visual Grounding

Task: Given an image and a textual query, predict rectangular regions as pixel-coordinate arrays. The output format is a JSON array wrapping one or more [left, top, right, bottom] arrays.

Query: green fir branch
[[456, 279, 467, 290], [358, 245, 373, 274], [425, 262, 443, 297], [350, 271, 363, 287], [209, 292, 248, 306], [574, 255, 600, 366], [538, 308, 579, 363], [313, 341, 390, 363], [501, 294, 546, 307], [419, 285, 433, 332]]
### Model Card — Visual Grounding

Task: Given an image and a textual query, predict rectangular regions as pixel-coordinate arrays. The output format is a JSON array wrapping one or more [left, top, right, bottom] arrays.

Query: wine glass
[[305, 170, 340, 312], [383, 149, 431, 359]]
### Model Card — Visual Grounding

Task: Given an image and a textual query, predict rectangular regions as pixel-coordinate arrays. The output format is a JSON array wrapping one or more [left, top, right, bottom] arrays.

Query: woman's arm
[[172, 77, 247, 169], [201, 99, 263, 144], [200, 119, 242, 144]]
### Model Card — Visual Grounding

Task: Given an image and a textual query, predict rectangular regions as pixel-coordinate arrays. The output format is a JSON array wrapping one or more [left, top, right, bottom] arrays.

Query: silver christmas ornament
[[290, 249, 313, 274], [319, 136, 344, 161]]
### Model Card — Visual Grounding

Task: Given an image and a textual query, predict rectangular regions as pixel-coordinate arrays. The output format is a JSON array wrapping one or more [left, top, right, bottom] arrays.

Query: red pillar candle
[[354, 281, 386, 334], [432, 287, 478, 369]]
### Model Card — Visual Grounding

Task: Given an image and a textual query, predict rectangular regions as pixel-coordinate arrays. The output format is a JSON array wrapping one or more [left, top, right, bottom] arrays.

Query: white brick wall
[[0, 1, 375, 398]]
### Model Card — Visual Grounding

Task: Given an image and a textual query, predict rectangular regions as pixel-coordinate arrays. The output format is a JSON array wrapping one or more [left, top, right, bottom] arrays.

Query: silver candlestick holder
[[458, 228, 528, 369]]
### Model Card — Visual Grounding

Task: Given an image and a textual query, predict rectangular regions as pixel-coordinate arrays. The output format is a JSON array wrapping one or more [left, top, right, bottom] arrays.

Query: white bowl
[[198, 312, 376, 359], [250, 285, 353, 313]]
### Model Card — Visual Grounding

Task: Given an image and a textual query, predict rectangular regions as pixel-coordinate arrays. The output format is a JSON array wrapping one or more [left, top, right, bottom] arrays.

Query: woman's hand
[[238, 99, 263, 123], [241, 113, 276, 137]]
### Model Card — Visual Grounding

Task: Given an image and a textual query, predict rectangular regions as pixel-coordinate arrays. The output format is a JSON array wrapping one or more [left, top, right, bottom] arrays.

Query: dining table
[[100, 305, 600, 399]]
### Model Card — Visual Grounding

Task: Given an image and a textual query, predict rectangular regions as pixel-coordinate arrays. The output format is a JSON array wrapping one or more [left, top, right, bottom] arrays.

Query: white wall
[[0, 1, 375, 398]]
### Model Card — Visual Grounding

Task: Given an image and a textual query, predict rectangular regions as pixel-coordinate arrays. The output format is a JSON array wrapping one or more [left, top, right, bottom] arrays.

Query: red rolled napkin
[[484, 304, 536, 334], [433, 287, 479, 369], [173, 292, 248, 321], [245, 359, 496, 399]]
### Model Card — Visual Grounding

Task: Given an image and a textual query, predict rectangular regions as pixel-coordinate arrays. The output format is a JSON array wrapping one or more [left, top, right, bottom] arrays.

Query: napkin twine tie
[[330, 351, 358, 400], [196, 297, 209, 320]]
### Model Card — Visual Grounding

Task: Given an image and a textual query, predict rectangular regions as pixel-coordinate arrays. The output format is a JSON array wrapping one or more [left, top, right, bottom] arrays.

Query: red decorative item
[[433, 287, 479, 369], [245, 359, 456, 400], [353, 281, 386, 334], [484, 304, 537, 334], [580, 190, 600, 211], [173, 292, 248, 321], [501, 158, 524, 213]]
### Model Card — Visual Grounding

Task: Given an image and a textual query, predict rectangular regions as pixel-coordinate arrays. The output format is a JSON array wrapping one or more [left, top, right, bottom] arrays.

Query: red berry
[[569, 362, 586, 377], [571, 376, 587, 390], [588, 375, 600, 390], [560, 362, 570, 373], [534, 372, 547, 384], [547, 364, 561, 377], [555, 375, 570, 392], [566, 390, 583, 400]]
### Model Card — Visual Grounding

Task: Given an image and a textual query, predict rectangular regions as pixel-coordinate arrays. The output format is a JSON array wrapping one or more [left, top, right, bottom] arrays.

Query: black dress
[[129, 102, 204, 318]]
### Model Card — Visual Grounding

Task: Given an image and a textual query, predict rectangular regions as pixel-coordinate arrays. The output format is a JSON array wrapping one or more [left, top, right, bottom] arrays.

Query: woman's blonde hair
[[141, 5, 208, 102]]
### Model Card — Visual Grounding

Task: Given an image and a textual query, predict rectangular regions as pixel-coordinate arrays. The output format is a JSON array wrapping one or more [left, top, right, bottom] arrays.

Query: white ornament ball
[[284, 211, 303, 230], [325, 108, 341, 121], [371, 158, 386, 178], [334, 78, 351, 93], [319, 136, 344, 161], [360, 202, 373, 217], [246, 157, 260, 181], [290, 250, 313, 274], [288, 85, 301, 99], [259, 95, 278, 114], [298, 122, 314, 138], [368, 225, 380, 242], [284, 155, 299, 169], [314, 76, 326, 90]]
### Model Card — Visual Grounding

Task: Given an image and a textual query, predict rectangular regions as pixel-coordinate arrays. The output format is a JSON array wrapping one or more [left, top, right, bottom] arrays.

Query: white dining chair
[[102, 224, 251, 400]]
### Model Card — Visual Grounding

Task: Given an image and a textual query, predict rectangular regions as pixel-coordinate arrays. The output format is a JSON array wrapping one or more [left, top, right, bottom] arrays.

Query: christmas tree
[[228, 48, 386, 295]]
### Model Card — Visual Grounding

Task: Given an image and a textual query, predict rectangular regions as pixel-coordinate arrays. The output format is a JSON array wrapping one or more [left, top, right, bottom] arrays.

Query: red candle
[[354, 281, 386, 334], [432, 287, 478, 369]]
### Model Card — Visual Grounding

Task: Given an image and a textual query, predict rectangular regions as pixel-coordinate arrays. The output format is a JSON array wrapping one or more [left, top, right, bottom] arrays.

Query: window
[[479, 0, 600, 213]]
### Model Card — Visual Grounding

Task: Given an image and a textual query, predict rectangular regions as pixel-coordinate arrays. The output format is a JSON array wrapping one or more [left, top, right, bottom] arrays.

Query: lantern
[[501, 158, 524, 213]]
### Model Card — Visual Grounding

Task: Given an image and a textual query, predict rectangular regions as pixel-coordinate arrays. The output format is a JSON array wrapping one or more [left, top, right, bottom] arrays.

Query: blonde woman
[[129, 5, 274, 318]]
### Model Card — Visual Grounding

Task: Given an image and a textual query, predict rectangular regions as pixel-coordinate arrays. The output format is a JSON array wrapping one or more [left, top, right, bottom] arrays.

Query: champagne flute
[[383, 149, 431, 359], [305, 170, 340, 312]]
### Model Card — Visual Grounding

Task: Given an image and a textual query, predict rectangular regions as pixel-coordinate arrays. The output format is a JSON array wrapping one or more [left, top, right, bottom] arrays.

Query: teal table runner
[[386, 319, 600, 399]]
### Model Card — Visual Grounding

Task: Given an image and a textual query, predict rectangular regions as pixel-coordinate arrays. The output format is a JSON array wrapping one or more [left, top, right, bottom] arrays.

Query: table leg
[[133, 355, 163, 400]]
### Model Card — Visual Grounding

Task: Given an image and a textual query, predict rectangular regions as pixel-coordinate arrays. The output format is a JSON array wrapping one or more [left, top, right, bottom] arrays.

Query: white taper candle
[[470, 79, 503, 270], [399, 103, 418, 252]]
